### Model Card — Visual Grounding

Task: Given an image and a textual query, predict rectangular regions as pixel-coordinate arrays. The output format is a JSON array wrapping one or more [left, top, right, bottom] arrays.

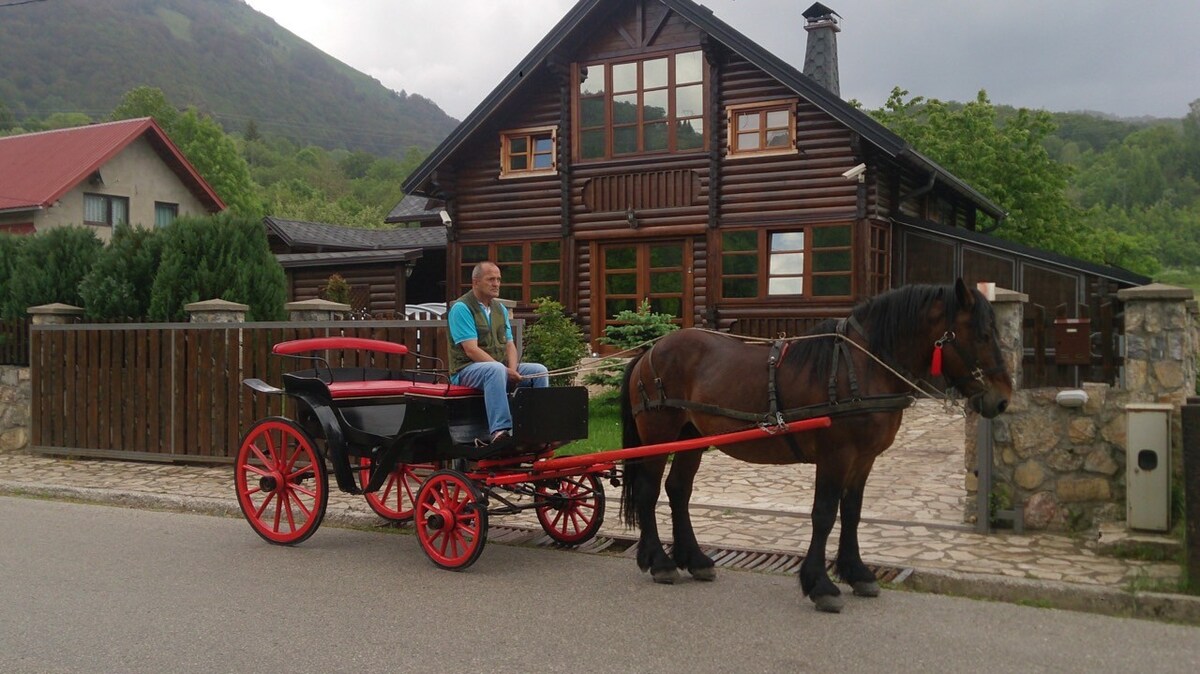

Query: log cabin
[[400, 0, 1147, 357]]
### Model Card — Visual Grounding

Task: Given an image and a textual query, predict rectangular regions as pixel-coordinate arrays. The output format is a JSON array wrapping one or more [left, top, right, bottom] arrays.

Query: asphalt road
[[1, 496, 1198, 673]]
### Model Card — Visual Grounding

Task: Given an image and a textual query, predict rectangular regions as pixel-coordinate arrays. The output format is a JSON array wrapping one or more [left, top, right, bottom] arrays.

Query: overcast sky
[[242, 0, 1199, 122]]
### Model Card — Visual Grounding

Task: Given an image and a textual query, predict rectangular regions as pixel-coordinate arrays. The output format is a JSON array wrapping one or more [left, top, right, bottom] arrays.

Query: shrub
[[320, 273, 352, 305], [522, 298, 588, 386], [79, 223, 165, 319], [2, 226, 102, 319], [148, 213, 287, 321], [0, 233, 26, 319], [583, 300, 679, 390]]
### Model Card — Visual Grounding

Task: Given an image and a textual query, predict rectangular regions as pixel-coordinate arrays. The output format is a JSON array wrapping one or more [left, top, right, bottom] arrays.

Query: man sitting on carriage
[[447, 261, 549, 447]]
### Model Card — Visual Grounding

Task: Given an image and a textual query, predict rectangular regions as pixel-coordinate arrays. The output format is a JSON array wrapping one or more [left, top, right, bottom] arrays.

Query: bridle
[[933, 329, 1006, 397]]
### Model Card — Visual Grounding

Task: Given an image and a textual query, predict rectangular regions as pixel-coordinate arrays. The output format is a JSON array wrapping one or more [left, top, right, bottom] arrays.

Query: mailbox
[[1054, 317, 1091, 365]]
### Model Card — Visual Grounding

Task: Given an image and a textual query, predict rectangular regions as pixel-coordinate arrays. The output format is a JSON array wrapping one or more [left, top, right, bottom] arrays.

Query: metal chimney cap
[[803, 3, 841, 21]]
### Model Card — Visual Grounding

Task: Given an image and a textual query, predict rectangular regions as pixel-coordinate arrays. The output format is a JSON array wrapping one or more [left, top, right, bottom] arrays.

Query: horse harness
[[631, 316, 915, 459]]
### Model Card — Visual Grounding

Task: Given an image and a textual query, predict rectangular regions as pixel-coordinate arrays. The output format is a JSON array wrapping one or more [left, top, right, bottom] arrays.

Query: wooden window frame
[[458, 240, 562, 304], [719, 224, 854, 301], [499, 126, 558, 178], [726, 99, 799, 159], [154, 201, 178, 227], [83, 193, 129, 227], [572, 48, 707, 162]]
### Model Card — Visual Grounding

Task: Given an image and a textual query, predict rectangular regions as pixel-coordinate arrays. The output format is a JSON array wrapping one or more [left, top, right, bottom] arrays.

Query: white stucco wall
[[5, 136, 213, 242]]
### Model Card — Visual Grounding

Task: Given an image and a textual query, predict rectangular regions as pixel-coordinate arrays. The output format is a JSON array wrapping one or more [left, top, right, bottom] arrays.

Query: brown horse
[[619, 279, 1012, 612]]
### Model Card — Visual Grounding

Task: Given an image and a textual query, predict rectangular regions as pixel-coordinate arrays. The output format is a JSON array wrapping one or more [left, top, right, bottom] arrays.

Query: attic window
[[726, 99, 798, 158], [84, 193, 128, 227], [500, 126, 557, 178]]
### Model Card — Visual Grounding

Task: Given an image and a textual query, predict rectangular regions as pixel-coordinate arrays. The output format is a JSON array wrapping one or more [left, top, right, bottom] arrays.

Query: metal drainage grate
[[487, 524, 912, 585]]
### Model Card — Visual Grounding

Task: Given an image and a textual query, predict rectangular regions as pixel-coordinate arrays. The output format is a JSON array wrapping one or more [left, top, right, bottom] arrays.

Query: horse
[[618, 279, 1012, 612]]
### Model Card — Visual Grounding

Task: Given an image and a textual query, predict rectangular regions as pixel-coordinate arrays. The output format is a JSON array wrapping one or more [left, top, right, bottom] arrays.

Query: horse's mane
[[782, 283, 992, 384]]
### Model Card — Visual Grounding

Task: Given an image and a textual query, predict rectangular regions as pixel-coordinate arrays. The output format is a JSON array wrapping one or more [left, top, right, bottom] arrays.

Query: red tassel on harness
[[931, 344, 943, 377]]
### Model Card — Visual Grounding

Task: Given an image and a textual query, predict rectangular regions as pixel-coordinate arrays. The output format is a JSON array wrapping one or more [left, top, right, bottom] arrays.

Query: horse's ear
[[955, 278, 975, 310]]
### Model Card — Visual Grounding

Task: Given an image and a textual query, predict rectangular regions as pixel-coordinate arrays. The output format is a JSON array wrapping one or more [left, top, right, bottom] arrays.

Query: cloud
[[245, 0, 1200, 120]]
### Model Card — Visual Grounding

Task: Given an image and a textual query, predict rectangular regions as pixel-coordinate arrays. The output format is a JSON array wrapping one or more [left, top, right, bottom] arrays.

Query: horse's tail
[[619, 349, 647, 529]]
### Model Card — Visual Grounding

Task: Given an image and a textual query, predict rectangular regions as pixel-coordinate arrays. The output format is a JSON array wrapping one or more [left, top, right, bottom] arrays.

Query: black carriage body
[[282, 367, 589, 466]]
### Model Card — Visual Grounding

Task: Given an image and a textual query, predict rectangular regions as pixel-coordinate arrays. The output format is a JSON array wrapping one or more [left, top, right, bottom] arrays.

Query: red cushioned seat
[[326, 380, 480, 399]]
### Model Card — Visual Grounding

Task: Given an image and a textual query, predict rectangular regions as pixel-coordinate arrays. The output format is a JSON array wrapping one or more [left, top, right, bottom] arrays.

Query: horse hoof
[[690, 566, 717, 582], [652, 568, 680, 584], [852, 580, 881, 597], [812, 594, 845, 613]]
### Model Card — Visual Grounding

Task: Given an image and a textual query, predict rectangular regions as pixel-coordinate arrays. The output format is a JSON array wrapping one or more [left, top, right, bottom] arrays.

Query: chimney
[[802, 3, 841, 97]]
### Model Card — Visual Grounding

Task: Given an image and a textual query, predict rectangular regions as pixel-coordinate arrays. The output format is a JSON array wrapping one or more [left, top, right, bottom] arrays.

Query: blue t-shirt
[[447, 300, 513, 383]]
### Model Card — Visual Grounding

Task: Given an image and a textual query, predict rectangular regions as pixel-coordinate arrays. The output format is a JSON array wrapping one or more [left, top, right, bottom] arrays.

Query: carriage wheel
[[359, 460, 432, 522], [535, 474, 605, 545], [234, 417, 329, 545], [414, 470, 488, 570]]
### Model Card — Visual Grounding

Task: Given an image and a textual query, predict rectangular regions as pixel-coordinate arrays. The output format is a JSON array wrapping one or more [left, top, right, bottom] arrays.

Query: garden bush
[[583, 300, 679, 390], [522, 298, 588, 386], [79, 223, 165, 319], [1, 226, 102, 319], [148, 213, 287, 321]]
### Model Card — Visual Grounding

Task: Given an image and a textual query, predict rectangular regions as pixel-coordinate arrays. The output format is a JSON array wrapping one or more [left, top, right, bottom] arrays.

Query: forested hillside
[[0, 0, 457, 158]]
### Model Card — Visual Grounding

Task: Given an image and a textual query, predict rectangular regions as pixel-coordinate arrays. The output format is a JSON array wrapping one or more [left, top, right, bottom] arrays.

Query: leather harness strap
[[631, 324, 914, 436]]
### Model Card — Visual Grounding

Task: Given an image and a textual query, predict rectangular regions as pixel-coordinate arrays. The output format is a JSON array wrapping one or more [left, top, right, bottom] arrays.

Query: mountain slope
[[0, 0, 458, 157]]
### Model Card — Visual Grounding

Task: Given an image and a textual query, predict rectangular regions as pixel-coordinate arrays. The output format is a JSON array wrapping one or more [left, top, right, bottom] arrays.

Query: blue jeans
[[453, 361, 549, 434]]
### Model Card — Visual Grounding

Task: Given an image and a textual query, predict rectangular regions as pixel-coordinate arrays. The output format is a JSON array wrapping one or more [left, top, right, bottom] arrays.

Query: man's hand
[[506, 367, 522, 384]]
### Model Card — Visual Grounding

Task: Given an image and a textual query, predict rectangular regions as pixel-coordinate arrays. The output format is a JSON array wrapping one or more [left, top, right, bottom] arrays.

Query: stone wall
[[0, 365, 31, 453], [966, 284, 1198, 531]]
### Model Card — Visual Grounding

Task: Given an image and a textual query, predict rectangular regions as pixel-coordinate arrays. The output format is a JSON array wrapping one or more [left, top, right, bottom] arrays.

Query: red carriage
[[235, 336, 829, 570]]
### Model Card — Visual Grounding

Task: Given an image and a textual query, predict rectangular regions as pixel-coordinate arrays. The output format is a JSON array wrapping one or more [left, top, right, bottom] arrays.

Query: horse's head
[[937, 279, 1013, 418]]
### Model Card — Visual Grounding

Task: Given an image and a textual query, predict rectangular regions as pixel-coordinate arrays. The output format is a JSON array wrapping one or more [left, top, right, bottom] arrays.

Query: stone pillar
[[185, 299, 249, 323], [285, 299, 349, 322], [991, 288, 1027, 388], [1118, 283, 1196, 400], [27, 303, 84, 325]]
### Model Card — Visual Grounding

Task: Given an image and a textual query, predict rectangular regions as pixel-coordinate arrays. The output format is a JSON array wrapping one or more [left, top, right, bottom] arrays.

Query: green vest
[[448, 291, 509, 376]]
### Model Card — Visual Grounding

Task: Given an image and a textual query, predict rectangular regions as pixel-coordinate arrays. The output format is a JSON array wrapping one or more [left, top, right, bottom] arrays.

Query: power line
[[0, 0, 50, 8]]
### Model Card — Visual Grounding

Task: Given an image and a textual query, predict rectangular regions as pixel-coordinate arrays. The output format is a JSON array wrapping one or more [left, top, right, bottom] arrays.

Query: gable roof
[[264, 216, 447, 251], [0, 117, 225, 214], [400, 0, 1006, 221], [385, 193, 446, 224]]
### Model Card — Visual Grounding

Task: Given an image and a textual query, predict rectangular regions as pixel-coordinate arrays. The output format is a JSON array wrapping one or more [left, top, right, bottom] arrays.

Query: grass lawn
[[555, 389, 623, 457]]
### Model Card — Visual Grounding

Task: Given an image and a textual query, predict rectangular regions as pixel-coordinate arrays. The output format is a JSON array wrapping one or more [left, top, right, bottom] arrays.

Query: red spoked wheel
[[414, 470, 488, 570], [234, 417, 329, 545], [535, 474, 605, 545], [359, 460, 432, 522]]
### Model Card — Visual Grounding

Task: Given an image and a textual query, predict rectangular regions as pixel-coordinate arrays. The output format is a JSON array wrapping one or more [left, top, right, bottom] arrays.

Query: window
[[83, 193, 128, 226], [500, 126, 556, 177], [727, 100, 797, 156], [459, 241, 562, 303], [154, 202, 178, 227], [720, 225, 853, 299], [576, 50, 705, 161]]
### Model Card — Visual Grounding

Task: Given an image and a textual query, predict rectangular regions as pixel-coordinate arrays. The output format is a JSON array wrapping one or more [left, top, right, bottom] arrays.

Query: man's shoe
[[490, 429, 512, 444]]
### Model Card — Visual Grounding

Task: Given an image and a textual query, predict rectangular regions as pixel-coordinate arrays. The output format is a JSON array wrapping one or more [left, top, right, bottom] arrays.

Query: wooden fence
[[29, 320, 449, 463], [0, 317, 31, 366]]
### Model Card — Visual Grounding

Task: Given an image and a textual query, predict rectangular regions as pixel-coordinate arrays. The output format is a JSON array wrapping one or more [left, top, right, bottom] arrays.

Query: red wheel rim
[[235, 419, 327, 545], [415, 471, 487, 570], [535, 474, 604, 545], [360, 461, 430, 522]]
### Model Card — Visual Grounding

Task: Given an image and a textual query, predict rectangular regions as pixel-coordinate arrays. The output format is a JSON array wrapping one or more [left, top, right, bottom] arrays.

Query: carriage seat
[[326, 379, 481, 400]]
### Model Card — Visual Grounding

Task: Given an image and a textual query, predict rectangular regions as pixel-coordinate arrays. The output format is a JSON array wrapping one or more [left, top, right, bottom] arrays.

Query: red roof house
[[0, 117, 225, 237]]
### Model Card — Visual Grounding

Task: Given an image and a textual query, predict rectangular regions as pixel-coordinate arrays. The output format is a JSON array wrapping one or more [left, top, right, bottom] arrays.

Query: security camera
[[438, 210, 452, 226], [842, 163, 867, 181]]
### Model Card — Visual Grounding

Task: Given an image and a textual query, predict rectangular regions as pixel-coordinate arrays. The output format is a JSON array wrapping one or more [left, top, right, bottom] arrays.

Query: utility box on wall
[[1125, 403, 1173, 531]]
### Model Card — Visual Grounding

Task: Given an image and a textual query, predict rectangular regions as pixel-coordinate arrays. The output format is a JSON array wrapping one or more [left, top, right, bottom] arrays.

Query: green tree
[[172, 109, 262, 215], [523, 298, 588, 386], [109, 85, 179, 129], [78, 223, 165, 319], [0, 233, 27, 317], [871, 89, 1090, 260], [148, 213, 286, 321], [2, 227, 103, 319]]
